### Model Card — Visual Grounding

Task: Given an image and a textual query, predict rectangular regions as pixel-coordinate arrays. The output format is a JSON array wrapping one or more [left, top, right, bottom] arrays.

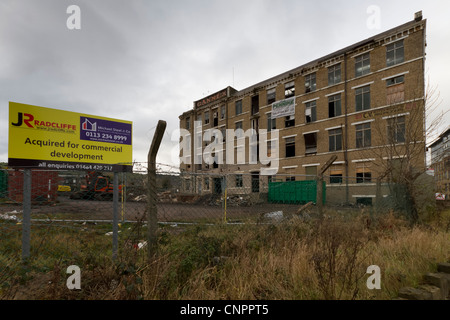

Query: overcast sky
[[1, 0, 449, 170]]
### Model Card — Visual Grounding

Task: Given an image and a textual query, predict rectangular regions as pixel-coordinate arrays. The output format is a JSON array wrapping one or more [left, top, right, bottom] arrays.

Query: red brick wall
[[8, 170, 59, 203]]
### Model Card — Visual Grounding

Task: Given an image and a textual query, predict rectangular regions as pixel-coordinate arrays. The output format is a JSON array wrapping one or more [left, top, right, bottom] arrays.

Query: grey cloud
[[1, 0, 449, 166]]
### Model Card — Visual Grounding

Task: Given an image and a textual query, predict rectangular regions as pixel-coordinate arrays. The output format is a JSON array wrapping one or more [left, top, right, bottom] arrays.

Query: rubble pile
[[132, 190, 187, 203], [131, 191, 260, 207], [158, 191, 178, 203], [225, 195, 251, 207]]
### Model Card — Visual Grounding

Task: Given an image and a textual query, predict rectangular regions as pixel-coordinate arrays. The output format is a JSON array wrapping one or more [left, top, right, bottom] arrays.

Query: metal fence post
[[147, 120, 166, 258], [317, 155, 337, 217], [222, 175, 227, 224], [316, 176, 323, 216], [22, 169, 31, 263], [112, 171, 119, 260]]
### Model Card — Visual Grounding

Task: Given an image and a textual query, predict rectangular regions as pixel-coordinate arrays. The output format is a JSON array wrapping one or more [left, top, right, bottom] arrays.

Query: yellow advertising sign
[[8, 102, 133, 172]]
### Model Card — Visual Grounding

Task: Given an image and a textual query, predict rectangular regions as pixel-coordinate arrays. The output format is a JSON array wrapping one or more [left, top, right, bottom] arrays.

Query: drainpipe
[[344, 53, 349, 204]]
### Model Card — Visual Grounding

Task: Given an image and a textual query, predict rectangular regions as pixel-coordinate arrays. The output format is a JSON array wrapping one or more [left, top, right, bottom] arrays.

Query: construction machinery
[[69, 171, 123, 201]]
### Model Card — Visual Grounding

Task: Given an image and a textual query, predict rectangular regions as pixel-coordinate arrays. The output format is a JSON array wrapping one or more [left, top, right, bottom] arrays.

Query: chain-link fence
[[0, 163, 436, 294]]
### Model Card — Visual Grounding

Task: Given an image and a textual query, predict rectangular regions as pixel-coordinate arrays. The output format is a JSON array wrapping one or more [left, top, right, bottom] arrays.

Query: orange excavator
[[70, 171, 123, 200]]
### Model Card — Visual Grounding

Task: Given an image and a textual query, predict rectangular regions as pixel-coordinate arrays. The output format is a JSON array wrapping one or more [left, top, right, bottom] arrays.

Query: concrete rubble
[[397, 263, 450, 300], [131, 191, 256, 207]]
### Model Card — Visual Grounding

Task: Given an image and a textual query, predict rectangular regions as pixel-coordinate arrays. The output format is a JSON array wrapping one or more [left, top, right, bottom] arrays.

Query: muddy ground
[[0, 195, 303, 223]]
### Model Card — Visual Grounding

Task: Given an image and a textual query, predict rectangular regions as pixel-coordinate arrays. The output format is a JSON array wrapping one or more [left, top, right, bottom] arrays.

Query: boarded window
[[330, 168, 343, 184], [305, 166, 317, 178], [386, 83, 405, 105], [356, 162, 372, 184]]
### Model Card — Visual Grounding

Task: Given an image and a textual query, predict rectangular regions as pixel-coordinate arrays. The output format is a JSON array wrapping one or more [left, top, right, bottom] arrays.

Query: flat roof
[[428, 125, 450, 148]]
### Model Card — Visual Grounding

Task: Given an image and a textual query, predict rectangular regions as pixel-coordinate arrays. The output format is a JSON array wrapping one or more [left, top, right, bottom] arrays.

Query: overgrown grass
[[1, 208, 449, 300]]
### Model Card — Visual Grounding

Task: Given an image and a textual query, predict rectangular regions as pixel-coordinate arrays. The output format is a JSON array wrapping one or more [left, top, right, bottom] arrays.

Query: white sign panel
[[272, 97, 295, 119], [436, 193, 446, 200]]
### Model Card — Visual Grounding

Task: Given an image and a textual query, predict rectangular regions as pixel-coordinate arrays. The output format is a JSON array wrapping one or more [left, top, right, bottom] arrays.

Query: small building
[[429, 126, 450, 200]]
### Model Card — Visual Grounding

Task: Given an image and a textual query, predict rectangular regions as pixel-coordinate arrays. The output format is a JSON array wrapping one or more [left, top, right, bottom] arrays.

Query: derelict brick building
[[178, 12, 427, 204]]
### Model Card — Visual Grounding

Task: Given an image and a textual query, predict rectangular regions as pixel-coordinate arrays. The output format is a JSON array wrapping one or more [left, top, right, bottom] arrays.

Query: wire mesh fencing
[[0, 163, 436, 293]]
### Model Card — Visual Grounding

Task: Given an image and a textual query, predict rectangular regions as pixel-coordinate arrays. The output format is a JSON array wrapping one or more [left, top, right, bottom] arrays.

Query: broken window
[[213, 110, 218, 127], [386, 75, 405, 87], [305, 73, 316, 93], [285, 81, 295, 99], [285, 115, 295, 128], [304, 133, 317, 155], [328, 94, 342, 118], [235, 175, 243, 188], [305, 101, 317, 123], [251, 95, 259, 115], [267, 88, 276, 105], [220, 127, 226, 143], [285, 137, 296, 158], [212, 152, 219, 169]]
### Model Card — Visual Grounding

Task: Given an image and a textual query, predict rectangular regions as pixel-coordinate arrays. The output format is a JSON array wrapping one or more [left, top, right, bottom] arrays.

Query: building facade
[[429, 127, 450, 200], [179, 13, 427, 204]]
